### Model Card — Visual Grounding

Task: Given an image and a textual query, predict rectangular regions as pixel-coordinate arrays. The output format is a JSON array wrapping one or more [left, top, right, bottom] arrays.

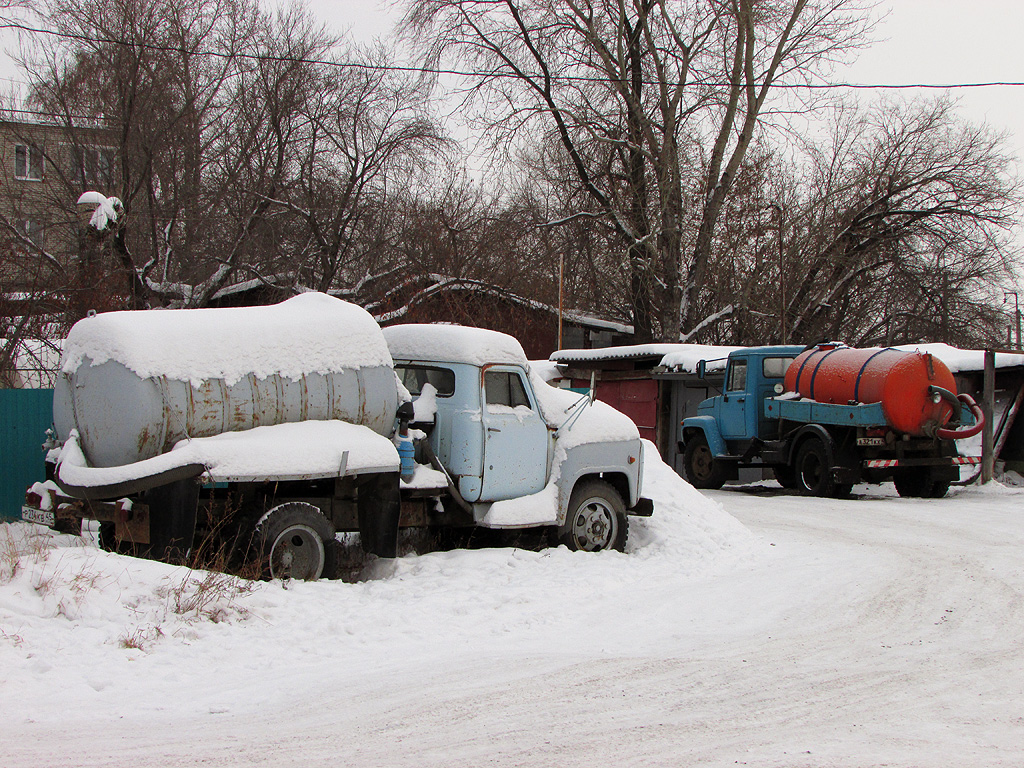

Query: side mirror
[[696, 360, 707, 379]]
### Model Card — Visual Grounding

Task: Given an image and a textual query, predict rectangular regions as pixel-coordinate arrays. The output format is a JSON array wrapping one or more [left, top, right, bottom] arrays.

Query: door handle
[[487, 427, 502, 433]]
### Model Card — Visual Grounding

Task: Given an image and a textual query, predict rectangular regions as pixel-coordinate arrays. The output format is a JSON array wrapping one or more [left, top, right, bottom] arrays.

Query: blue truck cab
[[684, 346, 805, 454]]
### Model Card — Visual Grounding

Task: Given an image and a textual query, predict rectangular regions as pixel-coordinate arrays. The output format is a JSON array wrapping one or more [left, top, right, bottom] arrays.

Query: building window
[[16, 219, 45, 249], [67, 145, 116, 187], [14, 144, 44, 180]]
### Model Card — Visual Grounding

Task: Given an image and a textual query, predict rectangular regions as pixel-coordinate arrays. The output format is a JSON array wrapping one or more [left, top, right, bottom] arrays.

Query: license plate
[[857, 437, 886, 447], [21, 505, 55, 527]]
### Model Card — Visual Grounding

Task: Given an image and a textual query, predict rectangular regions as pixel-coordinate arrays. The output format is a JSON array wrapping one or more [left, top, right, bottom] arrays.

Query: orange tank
[[784, 345, 958, 437]]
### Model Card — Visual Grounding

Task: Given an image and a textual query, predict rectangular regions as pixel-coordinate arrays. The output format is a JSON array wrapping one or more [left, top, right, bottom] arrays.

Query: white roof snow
[[384, 324, 528, 367], [552, 343, 744, 374], [60, 293, 392, 386], [554, 341, 1024, 376]]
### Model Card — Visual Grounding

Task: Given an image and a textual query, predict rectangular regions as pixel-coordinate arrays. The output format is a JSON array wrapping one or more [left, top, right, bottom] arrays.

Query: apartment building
[[0, 118, 116, 289]]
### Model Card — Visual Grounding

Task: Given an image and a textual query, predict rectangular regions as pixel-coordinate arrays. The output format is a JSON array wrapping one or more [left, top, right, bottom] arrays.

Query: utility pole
[[1004, 291, 1021, 348], [768, 203, 785, 343]]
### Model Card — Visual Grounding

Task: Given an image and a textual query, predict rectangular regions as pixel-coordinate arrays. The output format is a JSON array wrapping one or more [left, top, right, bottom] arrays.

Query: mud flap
[[358, 472, 400, 558], [140, 477, 199, 562]]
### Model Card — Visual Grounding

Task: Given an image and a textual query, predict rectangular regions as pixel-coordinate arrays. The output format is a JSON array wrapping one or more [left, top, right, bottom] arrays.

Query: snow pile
[[60, 293, 392, 385], [0, 524, 257, 658]]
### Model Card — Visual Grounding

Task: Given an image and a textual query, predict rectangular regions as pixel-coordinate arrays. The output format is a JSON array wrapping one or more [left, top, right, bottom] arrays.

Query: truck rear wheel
[[683, 434, 727, 490], [255, 502, 338, 581], [795, 438, 849, 498], [773, 465, 798, 489], [894, 469, 950, 499], [558, 480, 628, 552]]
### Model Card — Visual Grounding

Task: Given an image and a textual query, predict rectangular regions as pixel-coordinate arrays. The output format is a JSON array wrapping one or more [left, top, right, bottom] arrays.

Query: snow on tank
[[55, 293, 399, 469], [61, 292, 392, 384], [382, 324, 529, 367]]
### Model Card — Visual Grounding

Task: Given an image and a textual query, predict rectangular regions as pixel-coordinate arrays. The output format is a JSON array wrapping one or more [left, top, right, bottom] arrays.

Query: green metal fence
[[0, 389, 54, 521]]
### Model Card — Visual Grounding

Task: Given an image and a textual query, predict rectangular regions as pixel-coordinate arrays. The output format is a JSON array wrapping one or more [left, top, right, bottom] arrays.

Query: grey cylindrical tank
[[54, 293, 398, 469]]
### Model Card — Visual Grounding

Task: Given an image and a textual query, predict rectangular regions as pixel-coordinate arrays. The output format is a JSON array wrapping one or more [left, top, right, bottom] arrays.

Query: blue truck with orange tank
[[680, 344, 984, 498]]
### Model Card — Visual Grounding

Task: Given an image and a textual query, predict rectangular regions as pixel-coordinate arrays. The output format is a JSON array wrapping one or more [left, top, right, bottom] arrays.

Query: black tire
[[894, 469, 950, 499], [894, 468, 930, 498], [794, 438, 843, 498], [558, 480, 628, 552], [773, 465, 798, 489], [683, 434, 728, 490], [254, 502, 338, 581]]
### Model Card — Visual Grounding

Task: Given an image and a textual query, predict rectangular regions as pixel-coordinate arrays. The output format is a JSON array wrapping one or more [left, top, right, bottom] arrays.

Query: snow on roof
[[892, 343, 1024, 373], [552, 343, 744, 374], [383, 324, 528, 367], [60, 293, 392, 385], [554, 341, 1024, 376]]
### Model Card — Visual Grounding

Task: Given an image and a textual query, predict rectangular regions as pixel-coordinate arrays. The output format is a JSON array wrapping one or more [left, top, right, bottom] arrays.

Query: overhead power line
[[4, 19, 1024, 92]]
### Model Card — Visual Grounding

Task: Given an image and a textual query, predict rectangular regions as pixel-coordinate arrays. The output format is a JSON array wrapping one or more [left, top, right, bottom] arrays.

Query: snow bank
[[60, 293, 392, 386]]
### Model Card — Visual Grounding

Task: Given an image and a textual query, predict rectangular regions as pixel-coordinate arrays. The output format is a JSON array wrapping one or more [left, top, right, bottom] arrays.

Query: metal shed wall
[[0, 388, 53, 520]]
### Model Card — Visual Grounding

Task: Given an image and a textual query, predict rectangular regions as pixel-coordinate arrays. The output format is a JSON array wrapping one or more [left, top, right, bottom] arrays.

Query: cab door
[[719, 357, 750, 439], [478, 366, 549, 502]]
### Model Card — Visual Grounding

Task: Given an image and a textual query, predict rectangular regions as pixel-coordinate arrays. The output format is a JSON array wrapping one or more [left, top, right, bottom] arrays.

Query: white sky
[[4, 0, 1023, 159], [839, 1, 1024, 160]]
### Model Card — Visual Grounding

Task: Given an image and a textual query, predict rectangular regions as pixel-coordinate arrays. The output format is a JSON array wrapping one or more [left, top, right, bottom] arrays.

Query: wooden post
[[982, 349, 995, 483]]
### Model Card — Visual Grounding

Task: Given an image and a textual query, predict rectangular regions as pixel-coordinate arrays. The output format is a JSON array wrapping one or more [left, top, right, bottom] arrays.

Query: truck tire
[[683, 434, 727, 490], [558, 480, 628, 552], [894, 469, 950, 499], [893, 468, 930, 498], [255, 502, 338, 581], [773, 465, 798, 489], [794, 438, 850, 498]]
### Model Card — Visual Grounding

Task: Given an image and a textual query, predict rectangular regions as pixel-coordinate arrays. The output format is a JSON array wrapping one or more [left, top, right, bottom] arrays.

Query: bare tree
[[682, 98, 1022, 349], [785, 99, 1021, 348], [401, 0, 873, 341]]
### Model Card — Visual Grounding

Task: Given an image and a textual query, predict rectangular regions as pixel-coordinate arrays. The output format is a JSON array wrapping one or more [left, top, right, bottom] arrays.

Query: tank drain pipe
[[931, 387, 985, 440]]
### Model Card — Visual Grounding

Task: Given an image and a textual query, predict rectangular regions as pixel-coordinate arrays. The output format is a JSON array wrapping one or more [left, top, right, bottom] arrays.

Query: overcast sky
[[4, 0, 1022, 157]]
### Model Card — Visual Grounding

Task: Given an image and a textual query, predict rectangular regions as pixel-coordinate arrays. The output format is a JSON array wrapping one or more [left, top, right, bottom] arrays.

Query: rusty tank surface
[[53, 293, 399, 469], [784, 345, 959, 437]]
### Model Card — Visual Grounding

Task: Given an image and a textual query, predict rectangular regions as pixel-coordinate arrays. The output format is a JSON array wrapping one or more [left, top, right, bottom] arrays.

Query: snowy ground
[[3, 454, 1024, 767]]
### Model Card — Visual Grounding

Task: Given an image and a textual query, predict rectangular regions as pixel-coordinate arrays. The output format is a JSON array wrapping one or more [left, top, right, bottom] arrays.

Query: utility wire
[[3, 20, 1024, 92]]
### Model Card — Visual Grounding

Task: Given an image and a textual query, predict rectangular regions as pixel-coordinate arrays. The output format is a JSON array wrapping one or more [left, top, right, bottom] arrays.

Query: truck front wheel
[[254, 503, 338, 581], [558, 480, 628, 552], [683, 434, 727, 490]]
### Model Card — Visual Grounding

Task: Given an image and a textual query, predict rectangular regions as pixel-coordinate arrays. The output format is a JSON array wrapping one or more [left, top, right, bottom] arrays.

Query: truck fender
[[681, 416, 727, 457], [553, 440, 644, 527], [786, 424, 838, 468]]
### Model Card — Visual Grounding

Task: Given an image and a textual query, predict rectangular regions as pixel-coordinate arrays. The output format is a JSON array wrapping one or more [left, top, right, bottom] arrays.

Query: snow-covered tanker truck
[[22, 293, 652, 578]]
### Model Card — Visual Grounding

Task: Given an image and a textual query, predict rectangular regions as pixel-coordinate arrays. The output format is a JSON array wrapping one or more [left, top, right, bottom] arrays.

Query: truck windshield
[[762, 357, 796, 378], [395, 365, 455, 397]]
